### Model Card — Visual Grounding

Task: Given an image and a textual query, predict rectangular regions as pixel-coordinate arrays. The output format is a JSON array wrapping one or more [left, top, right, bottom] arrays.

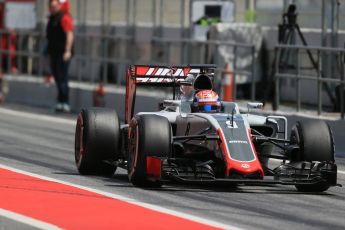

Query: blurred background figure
[[46, 0, 74, 113]]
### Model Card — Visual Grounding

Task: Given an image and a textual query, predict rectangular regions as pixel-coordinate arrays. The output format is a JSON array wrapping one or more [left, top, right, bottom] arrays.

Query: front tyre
[[128, 115, 171, 187], [290, 120, 334, 162], [75, 108, 120, 176], [290, 120, 335, 192]]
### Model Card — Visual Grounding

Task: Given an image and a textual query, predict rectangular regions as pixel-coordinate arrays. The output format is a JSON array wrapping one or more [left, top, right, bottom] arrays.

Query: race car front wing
[[161, 160, 341, 187]]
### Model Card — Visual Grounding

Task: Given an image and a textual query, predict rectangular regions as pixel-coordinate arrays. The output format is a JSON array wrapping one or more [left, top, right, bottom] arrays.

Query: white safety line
[[5, 74, 169, 98], [0, 164, 239, 230], [0, 208, 61, 230], [0, 107, 75, 125]]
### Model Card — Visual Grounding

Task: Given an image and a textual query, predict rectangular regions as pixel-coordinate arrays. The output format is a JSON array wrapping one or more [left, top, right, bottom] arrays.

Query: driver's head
[[192, 90, 221, 113]]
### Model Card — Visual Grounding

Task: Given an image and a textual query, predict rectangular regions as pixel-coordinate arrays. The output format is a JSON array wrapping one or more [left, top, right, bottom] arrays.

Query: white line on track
[[0, 107, 75, 125], [0, 208, 61, 230], [0, 164, 238, 230]]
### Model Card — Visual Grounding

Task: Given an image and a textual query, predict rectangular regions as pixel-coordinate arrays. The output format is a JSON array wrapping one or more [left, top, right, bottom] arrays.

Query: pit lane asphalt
[[0, 104, 344, 230]]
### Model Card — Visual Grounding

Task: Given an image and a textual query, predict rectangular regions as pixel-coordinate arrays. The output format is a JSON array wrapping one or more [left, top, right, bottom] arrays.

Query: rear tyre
[[128, 115, 171, 187], [290, 120, 334, 192], [75, 108, 120, 176]]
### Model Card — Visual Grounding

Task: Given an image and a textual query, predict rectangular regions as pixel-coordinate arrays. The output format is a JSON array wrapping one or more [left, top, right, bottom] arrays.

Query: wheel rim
[[75, 114, 84, 168]]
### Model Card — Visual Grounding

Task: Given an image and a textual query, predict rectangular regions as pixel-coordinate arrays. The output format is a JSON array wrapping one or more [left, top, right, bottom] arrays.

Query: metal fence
[[151, 37, 257, 100], [274, 44, 345, 118], [35, 0, 241, 29], [0, 27, 258, 99], [0, 29, 134, 82], [0, 29, 43, 76], [73, 32, 133, 84]]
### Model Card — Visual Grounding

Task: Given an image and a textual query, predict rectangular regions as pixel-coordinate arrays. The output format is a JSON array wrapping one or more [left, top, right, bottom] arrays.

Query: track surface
[[0, 105, 344, 230]]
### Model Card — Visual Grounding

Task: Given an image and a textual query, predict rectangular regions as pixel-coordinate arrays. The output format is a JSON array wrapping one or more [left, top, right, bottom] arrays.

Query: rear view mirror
[[247, 102, 263, 110]]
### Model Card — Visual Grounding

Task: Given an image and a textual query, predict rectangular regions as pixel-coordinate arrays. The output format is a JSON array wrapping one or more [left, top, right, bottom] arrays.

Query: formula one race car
[[74, 64, 339, 192]]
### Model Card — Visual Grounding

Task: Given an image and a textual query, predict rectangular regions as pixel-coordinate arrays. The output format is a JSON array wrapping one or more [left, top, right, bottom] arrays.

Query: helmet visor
[[197, 105, 220, 113]]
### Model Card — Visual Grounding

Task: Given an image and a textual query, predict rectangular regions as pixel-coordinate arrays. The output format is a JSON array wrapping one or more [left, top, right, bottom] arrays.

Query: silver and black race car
[[74, 65, 339, 192]]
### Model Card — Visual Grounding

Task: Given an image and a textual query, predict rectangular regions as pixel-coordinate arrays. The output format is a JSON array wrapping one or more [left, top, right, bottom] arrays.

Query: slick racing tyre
[[290, 120, 335, 192], [75, 108, 120, 176], [290, 120, 334, 162], [128, 115, 171, 187]]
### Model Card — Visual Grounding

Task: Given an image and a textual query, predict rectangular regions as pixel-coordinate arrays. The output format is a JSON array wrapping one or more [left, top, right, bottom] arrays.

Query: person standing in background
[[46, 0, 74, 113]]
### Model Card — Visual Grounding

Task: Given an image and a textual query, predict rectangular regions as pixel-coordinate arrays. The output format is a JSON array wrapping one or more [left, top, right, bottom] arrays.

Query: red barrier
[[93, 83, 106, 107], [1, 30, 17, 73]]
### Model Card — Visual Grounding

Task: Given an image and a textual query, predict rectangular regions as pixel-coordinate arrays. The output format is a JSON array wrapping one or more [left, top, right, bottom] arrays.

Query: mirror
[[247, 102, 263, 110]]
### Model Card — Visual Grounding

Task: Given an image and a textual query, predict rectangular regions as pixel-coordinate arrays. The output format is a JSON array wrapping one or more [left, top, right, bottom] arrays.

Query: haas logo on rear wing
[[133, 66, 212, 84]]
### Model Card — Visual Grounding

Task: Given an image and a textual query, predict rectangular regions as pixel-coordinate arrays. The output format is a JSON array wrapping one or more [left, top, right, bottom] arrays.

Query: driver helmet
[[192, 90, 221, 113]]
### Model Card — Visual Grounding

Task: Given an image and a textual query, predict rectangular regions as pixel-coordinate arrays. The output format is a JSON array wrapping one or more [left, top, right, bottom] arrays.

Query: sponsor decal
[[136, 77, 177, 83], [241, 164, 250, 169], [228, 140, 248, 144], [134, 67, 202, 83], [197, 90, 216, 98], [226, 120, 238, 129]]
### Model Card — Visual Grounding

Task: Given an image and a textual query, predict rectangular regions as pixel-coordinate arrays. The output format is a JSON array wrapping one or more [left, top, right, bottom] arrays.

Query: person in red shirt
[[46, 0, 74, 113]]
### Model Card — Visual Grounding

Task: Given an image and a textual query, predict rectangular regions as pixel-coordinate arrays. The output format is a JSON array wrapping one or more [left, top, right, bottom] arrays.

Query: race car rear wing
[[130, 64, 216, 86], [125, 64, 216, 123]]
